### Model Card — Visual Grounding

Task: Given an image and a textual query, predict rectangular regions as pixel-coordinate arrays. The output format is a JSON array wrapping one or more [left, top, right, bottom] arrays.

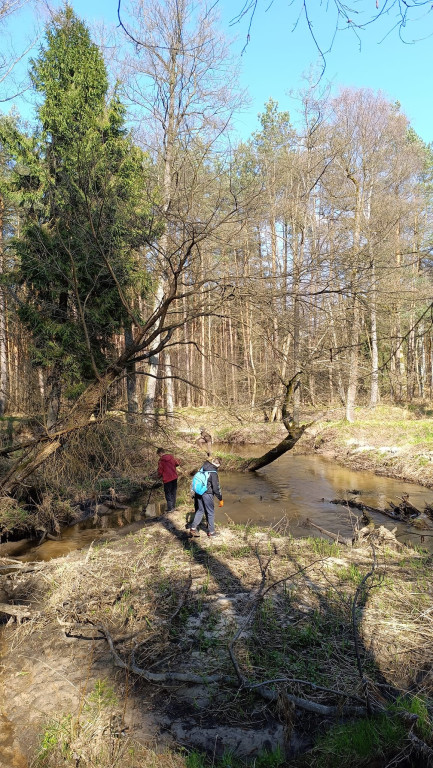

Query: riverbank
[[179, 404, 433, 490], [301, 406, 433, 489], [1, 504, 432, 768], [2, 403, 433, 557]]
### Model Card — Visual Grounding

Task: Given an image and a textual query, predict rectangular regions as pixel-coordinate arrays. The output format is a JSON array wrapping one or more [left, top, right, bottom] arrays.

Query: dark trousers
[[163, 479, 177, 511], [192, 493, 215, 534]]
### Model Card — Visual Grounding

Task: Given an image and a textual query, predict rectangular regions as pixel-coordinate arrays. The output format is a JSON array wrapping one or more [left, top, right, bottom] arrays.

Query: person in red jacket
[[157, 447, 180, 512]]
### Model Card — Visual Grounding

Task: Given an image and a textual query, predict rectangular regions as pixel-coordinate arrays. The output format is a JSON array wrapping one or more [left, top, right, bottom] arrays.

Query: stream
[[219, 449, 433, 549], [3, 449, 433, 563]]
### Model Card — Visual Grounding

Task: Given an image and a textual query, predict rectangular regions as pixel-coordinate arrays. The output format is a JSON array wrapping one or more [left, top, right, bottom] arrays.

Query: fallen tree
[[242, 374, 312, 472], [0, 228, 235, 497]]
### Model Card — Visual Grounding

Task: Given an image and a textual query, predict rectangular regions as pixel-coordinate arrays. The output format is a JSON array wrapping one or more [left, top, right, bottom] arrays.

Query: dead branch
[[248, 676, 367, 705], [101, 625, 234, 685], [249, 683, 368, 716], [408, 731, 433, 767], [0, 559, 47, 573], [101, 620, 370, 716], [242, 424, 312, 472], [306, 519, 353, 546]]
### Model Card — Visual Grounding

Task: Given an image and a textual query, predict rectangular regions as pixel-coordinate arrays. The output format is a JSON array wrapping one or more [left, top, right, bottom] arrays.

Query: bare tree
[[0, 0, 42, 102], [117, 0, 244, 418], [230, 0, 433, 70]]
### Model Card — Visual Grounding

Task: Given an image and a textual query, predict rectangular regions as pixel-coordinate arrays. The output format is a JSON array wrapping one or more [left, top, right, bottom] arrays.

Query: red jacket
[[157, 454, 180, 483]]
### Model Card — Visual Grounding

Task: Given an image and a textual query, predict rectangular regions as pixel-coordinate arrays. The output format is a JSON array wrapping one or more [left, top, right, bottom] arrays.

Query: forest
[[0, 0, 432, 456], [1, 2, 433, 767]]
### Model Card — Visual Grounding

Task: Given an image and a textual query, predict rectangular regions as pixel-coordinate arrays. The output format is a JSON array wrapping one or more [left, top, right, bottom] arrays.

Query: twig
[[168, 574, 192, 621], [307, 519, 352, 546], [229, 556, 324, 685], [247, 676, 367, 704], [101, 625, 234, 685]]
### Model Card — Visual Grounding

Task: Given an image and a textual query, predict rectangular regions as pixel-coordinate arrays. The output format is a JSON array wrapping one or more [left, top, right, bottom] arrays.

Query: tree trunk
[[46, 366, 62, 430], [345, 177, 362, 423], [143, 282, 164, 418], [244, 426, 309, 472], [183, 295, 192, 407], [0, 193, 8, 416], [165, 350, 174, 421], [125, 324, 139, 418], [243, 374, 309, 472], [370, 286, 379, 408]]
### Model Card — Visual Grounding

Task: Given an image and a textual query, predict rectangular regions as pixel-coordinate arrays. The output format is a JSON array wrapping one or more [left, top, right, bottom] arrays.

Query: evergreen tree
[[1, 6, 154, 425]]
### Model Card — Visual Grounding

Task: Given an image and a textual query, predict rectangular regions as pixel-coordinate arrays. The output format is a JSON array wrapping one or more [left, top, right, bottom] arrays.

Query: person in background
[[196, 426, 212, 449], [189, 456, 223, 538], [157, 447, 180, 512]]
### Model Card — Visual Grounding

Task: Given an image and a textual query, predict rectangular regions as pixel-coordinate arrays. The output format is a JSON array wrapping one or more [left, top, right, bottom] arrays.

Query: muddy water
[[4, 450, 433, 565], [7, 505, 146, 563], [214, 447, 433, 549]]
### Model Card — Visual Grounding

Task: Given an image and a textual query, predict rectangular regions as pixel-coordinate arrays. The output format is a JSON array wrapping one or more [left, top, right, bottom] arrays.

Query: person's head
[[199, 426, 205, 434], [211, 457, 221, 468], [157, 447, 165, 456]]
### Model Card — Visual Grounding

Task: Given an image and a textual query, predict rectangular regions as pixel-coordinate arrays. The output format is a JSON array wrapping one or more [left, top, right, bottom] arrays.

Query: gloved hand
[[219, 500, 224, 507]]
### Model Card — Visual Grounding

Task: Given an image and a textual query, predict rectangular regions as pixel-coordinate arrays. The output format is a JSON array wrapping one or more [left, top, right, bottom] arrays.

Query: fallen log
[[389, 500, 420, 518], [240, 375, 313, 472], [244, 426, 311, 472], [328, 498, 402, 520], [306, 520, 353, 547]]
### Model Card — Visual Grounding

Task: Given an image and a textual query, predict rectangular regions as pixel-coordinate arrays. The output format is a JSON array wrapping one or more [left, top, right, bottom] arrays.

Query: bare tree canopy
[[230, 0, 433, 68]]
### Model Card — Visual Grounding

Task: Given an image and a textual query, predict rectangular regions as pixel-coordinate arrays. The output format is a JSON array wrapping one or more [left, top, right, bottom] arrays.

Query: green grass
[[334, 563, 363, 583], [231, 545, 254, 558], [248, 601, 351, 685], [36, 714, 74, 763], [307, 537, 341, 557], [86, 679, 118, 712], [392, 694, 433, 741], [184, 746, 285, 768], [312, 714, 407, 767]]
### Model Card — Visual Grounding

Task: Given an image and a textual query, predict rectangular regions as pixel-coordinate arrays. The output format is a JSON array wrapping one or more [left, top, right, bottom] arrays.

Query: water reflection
[[4, 450, 433, 563], [215, 452, 433, 549], [5, 505, 145, 563]]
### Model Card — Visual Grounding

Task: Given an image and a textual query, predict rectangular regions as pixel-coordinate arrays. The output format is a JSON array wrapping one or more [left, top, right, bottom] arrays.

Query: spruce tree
[[3, 6, 153, 425]]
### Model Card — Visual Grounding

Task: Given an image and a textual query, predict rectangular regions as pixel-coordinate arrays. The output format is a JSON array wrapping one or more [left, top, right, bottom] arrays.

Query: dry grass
[[2, 509, 433, 767]]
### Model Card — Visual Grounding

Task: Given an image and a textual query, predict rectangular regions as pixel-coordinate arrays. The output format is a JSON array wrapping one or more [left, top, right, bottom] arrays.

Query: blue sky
[[3, 0, 432, 144]]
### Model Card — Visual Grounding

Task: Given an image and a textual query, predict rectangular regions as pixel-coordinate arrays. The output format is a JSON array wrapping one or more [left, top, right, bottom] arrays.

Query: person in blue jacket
[[188, 457, 223, 538]]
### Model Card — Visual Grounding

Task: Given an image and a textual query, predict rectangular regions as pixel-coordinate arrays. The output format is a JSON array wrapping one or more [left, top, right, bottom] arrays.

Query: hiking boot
[[188, 528, 200, 538], [207, 531, 220, 538]]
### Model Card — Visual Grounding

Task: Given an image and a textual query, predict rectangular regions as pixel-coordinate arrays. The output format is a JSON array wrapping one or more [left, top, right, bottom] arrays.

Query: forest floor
[[2, 402, 433, 767], [1, 503, 433, 768]]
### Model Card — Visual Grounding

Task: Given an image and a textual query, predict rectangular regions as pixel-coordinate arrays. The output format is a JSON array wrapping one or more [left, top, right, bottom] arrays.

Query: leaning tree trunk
[[0, 283, 177, 495], [242, 373, 310, 472], [0, 371, 119, 494]]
